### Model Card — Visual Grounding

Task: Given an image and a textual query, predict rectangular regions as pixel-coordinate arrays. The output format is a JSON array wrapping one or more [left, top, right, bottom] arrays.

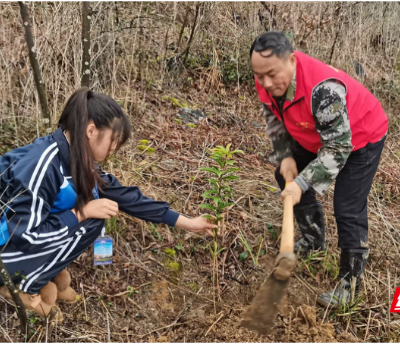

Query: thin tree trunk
[[329, 3, 343, 65], [18, 1, 50, 128], [177, 5, 190, 51], [81, 2, 91, 88], [183, 3, 201, 63], [0, 258, 27, 338], [329, 30, 340, 65]]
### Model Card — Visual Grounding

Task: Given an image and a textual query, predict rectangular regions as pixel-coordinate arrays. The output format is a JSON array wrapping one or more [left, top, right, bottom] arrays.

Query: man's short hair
[[250, 31, 293, 58]]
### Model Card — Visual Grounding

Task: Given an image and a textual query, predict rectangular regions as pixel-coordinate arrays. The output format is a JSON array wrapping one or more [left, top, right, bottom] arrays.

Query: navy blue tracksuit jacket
[[0, 128, 179, 293]]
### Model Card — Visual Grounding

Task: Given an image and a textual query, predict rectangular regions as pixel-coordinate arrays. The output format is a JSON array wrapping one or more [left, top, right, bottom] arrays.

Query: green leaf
[[175, 242, 184, 251], [199, 167, 220, 176], [199, 204, 216, 211], [239, 251, 248, 261], [231, 150, 244, 155], [215, 145, 227, 152], [223, 175, 239, 181], [207, 179, 219, 188], [226, 160, 236, 165], [220, 185, 232, 191], [221, 192, 233, 199], [218, 204, 230, 211], [216, 159, 224, 169], [202, 215, 216, 222], [217, 247, 227, 255], [201, 190, 217, 198]]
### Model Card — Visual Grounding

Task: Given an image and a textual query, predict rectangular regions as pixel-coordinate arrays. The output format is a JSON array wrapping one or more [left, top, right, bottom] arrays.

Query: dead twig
[[205, 312, 225, 336], [165, 287, 203, 333]]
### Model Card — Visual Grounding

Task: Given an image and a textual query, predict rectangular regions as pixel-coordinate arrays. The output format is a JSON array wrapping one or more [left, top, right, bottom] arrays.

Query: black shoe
[[294, 203, 326, 254], [317, 248, 369, 308]]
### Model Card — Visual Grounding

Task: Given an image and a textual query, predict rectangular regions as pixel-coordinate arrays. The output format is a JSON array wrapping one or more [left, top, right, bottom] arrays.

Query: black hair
[[250, 31, 293, 58], [58, 88, 131, 213]]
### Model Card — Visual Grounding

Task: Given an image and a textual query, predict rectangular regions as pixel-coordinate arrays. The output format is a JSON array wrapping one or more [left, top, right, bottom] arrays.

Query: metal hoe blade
[[240, 271, 290, 335]]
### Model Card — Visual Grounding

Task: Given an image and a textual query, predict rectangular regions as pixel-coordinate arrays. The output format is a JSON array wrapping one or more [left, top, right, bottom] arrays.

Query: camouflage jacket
[[263, 69, 353, 195]]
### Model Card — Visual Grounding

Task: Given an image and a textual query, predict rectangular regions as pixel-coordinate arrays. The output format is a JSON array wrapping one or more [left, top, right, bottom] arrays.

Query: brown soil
[[0, 76, 398, 344]]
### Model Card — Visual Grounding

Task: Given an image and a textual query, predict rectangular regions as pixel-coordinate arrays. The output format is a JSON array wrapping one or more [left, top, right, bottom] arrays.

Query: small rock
[[135, 313, 145, 320], [251, 121, 262, 128], [178, 108, 206, 124]]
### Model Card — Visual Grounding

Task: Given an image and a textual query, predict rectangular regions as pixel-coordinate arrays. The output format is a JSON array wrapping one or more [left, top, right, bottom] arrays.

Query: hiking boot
[[0, 285, 63, 322], [317, 248, 369, 308], [294, 203, 327, 254], [57, 287, 77, 303], [53, 269, 77, 303], [40, 281, 58, 305]]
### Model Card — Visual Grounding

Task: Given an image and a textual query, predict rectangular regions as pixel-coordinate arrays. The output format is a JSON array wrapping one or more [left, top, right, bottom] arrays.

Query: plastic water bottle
[[0, 212, 10, 246]]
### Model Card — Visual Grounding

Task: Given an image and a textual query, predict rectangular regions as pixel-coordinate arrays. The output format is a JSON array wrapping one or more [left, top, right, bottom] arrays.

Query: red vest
[[255, 51, 388, 153]]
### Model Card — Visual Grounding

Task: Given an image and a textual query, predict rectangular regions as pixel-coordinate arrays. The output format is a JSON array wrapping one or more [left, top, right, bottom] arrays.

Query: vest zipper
[[282, 96, 305, 114], [267, 93, 282, 121], [267, 93, 305, 122]]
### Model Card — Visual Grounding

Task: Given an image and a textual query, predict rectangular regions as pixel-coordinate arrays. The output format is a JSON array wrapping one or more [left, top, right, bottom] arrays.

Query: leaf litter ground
[[0, 83, 399, 343]]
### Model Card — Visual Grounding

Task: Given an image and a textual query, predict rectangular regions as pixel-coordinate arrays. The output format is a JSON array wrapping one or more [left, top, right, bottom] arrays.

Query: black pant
[[275, 138, 386, 250]]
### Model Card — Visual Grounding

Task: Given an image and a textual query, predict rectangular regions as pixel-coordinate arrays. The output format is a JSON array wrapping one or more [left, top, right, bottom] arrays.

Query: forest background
[[0, 1, 399, 342]]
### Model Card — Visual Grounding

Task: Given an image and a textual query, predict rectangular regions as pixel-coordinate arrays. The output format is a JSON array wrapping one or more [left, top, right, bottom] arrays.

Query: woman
[[0, 88, 216, 320]]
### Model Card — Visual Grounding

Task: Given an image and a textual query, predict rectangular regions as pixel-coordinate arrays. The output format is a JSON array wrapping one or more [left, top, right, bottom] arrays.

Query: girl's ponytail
[[59, 88, 130, 213]]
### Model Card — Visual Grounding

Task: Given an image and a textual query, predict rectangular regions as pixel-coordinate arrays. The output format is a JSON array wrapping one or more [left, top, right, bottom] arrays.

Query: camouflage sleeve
[[262, 104, 296, 163], [295, 80, 353, 195]]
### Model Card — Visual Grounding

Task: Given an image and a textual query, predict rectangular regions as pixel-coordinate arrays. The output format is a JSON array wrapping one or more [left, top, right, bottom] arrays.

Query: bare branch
[[18, 1, 50, 128], [81, 2, 92, 88]]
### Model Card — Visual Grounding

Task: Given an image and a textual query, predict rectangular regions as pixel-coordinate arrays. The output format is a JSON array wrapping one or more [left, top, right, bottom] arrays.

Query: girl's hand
[[175, 215, 218, 237], [72, 199, 119, 222]]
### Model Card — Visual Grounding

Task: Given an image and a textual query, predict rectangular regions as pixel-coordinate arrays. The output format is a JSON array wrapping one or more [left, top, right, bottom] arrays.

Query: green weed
[[106, 217, 117, 235], [137, 144, 155, 154], [267, 222, 277, 241], [238, 229, 257, 266], [150, 224, 162, 242]]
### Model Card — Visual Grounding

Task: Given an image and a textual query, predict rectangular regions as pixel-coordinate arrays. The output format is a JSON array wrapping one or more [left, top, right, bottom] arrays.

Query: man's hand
[[281, 181, 302, 205], [280, 157, 298, 182]]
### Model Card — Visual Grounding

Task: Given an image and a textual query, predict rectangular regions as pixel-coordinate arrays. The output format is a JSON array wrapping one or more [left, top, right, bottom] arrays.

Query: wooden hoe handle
[[271, 172, 297, 281], [280, 171, 295, 253], [280, 195, 294, 253], [281, 172, 295, 253]]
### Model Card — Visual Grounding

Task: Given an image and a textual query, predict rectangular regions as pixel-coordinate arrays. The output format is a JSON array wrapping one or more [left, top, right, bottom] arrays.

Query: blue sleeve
[[98, 172, 180, 227], [5, 147, 78, 252]]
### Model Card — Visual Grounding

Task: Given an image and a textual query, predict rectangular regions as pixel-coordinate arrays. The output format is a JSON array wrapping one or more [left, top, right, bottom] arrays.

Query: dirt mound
[[288, 306, 336, 342]]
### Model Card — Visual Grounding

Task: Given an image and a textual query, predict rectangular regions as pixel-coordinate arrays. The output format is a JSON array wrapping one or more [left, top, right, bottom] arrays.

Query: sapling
[[199, 144, 243, 229], [199, 144, 243, 299]]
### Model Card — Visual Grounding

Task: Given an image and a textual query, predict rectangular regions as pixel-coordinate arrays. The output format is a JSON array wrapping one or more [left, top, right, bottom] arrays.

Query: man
[[250, 31, 388, 306]]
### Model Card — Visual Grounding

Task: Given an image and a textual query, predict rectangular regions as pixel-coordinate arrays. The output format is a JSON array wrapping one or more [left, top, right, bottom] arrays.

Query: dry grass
[[0, 1, 400, 342]]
